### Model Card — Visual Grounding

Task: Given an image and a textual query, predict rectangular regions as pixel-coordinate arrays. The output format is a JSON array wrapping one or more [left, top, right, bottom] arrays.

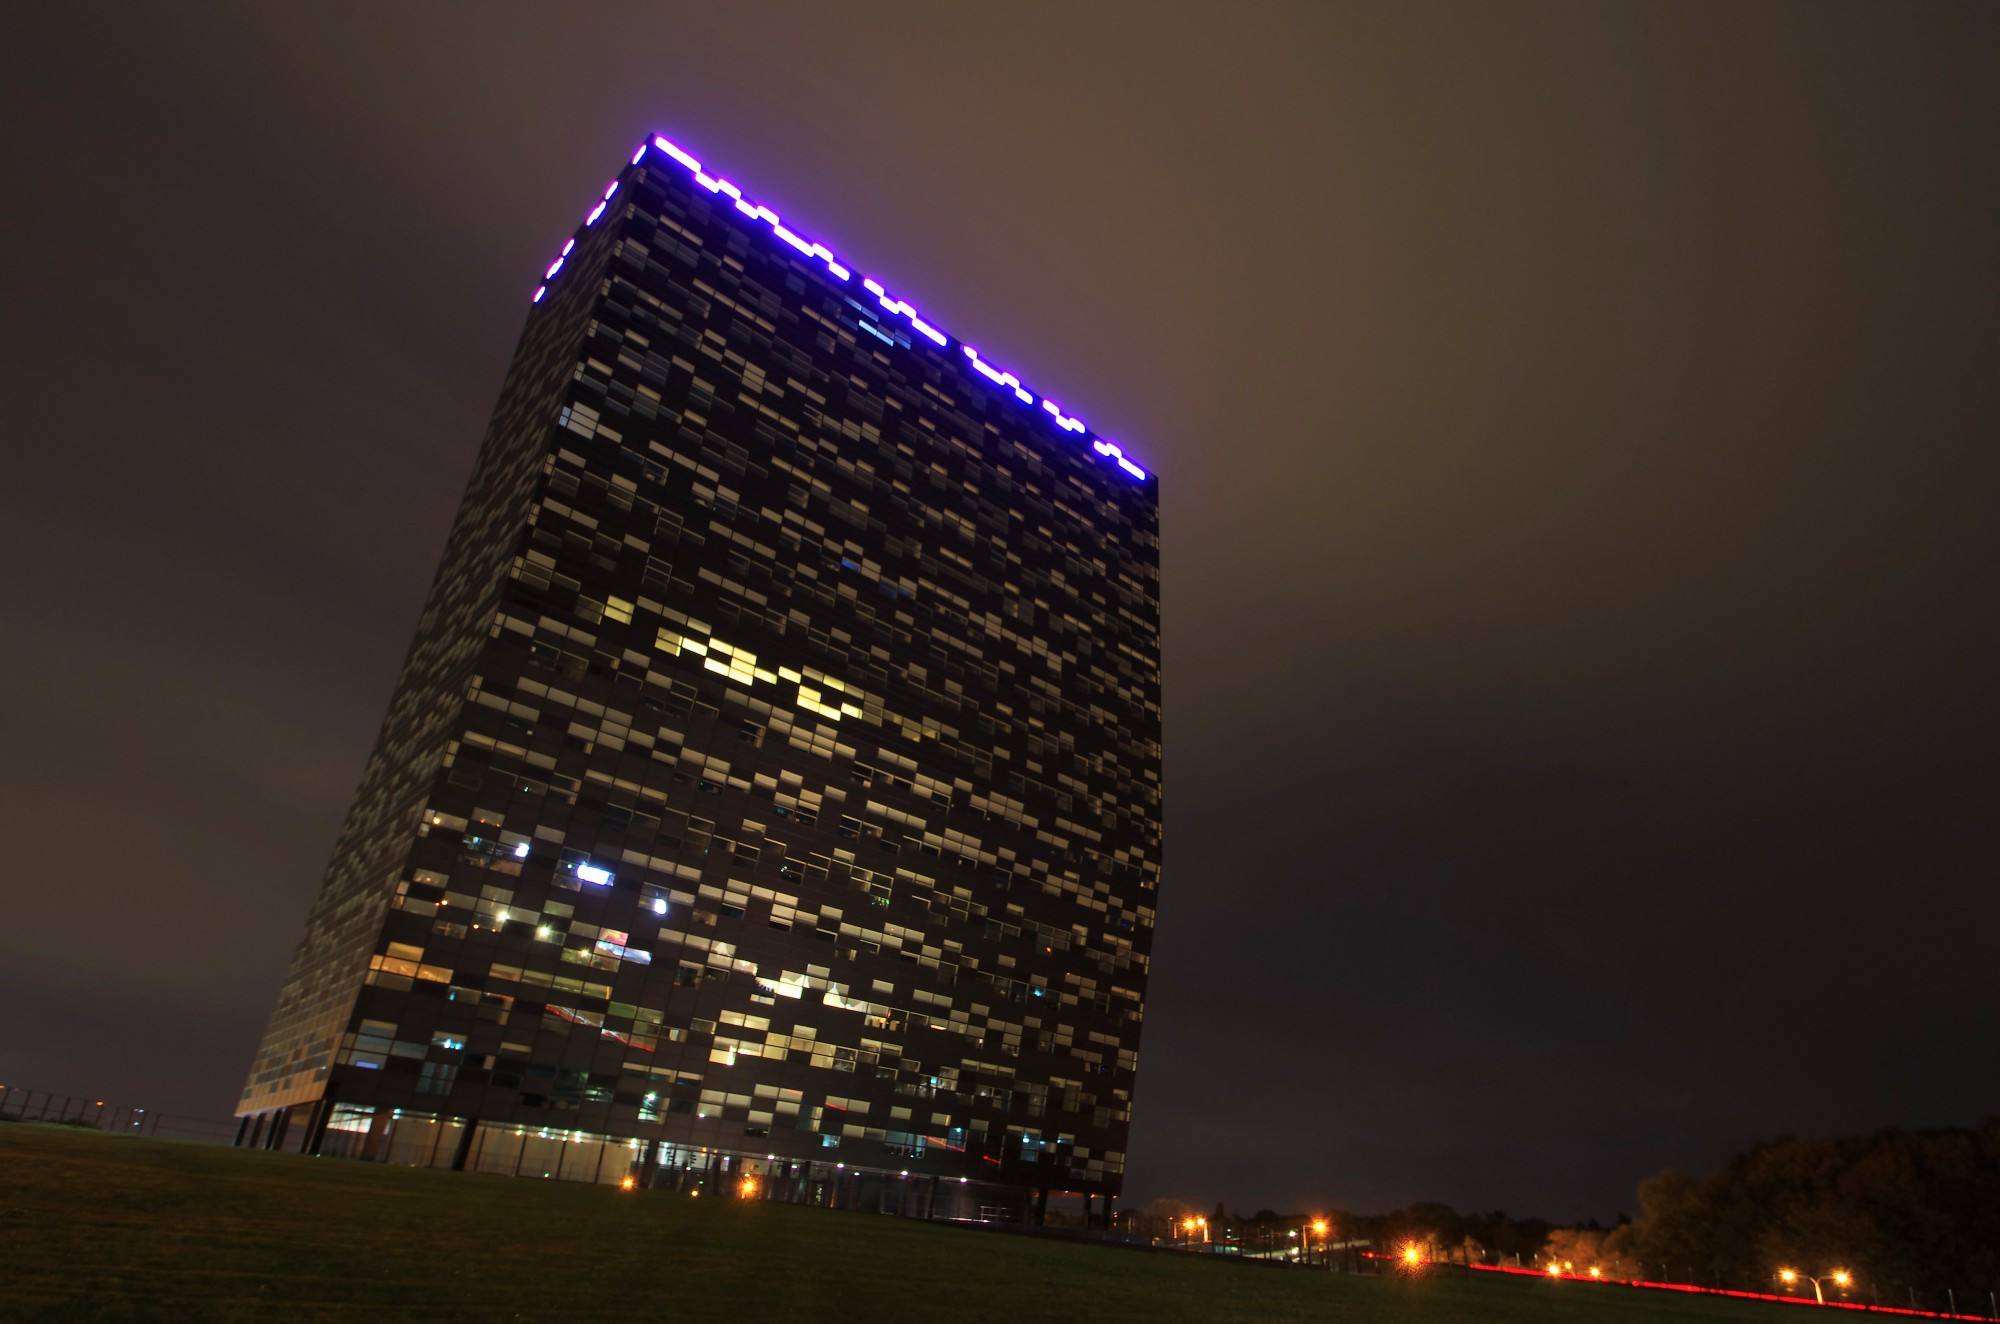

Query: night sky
[[4, 3, 1997, 1223]]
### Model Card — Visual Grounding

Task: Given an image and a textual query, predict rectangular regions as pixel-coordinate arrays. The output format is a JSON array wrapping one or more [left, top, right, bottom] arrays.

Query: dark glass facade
[[238, 135, 1161, 1219]]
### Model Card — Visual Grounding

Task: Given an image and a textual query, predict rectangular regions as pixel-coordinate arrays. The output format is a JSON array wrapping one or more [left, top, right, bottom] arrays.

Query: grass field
[[1, 1123, 1832, 1323]]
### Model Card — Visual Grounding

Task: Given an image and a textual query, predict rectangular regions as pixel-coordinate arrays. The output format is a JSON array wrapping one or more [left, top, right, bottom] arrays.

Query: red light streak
[[1467, 1263, 1985, 1320]]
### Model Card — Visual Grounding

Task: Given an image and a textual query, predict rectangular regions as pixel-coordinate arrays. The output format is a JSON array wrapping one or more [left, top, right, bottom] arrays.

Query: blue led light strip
[[530, 133, 1150, 483]]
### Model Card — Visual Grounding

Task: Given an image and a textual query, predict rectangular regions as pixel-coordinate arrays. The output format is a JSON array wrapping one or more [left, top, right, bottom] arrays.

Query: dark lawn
[[0, 1124, 1822, 1322]]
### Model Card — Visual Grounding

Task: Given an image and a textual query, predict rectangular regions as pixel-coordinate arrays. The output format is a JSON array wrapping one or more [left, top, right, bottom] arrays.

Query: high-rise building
[[238, 132, 1161, 1221]]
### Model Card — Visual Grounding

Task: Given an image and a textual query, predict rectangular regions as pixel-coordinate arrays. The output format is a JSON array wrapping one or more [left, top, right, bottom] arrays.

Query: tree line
[[1138, 1117, 1998, 1312], [1600, 1118, 2000, 1309]]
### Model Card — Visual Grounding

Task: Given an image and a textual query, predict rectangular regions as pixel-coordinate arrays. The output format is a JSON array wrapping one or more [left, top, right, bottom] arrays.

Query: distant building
[[239, 133, 1162, 1222]]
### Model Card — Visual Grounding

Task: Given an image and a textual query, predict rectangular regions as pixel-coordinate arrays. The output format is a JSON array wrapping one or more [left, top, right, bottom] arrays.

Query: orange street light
[[1779, 1268, 1852, 1304], [619, 1175, 637, 1191], [738, 1175, 759, 1199], [1401, 1242, 1424, 1268], [1306, 1218, 1329, 1267]]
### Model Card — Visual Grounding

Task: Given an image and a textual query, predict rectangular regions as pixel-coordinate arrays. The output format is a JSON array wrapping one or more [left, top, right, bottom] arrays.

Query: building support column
[[358, 1107, 389, 1161], [450, 1118, 479, 1171], [302, 1096, 334, 1156]]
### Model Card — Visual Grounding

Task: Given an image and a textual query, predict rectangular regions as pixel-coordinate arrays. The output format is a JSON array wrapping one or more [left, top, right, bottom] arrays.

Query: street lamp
[[1779, 1269, 1852, 1304]]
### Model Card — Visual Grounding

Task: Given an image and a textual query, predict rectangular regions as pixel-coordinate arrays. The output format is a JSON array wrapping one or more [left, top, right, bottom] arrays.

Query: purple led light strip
[[531, 134, 1150, 482], [533, 177, 621, 305]]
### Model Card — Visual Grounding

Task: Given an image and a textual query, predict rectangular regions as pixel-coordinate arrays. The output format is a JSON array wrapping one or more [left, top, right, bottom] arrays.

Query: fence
[[0, 1085, 237, 1144]]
